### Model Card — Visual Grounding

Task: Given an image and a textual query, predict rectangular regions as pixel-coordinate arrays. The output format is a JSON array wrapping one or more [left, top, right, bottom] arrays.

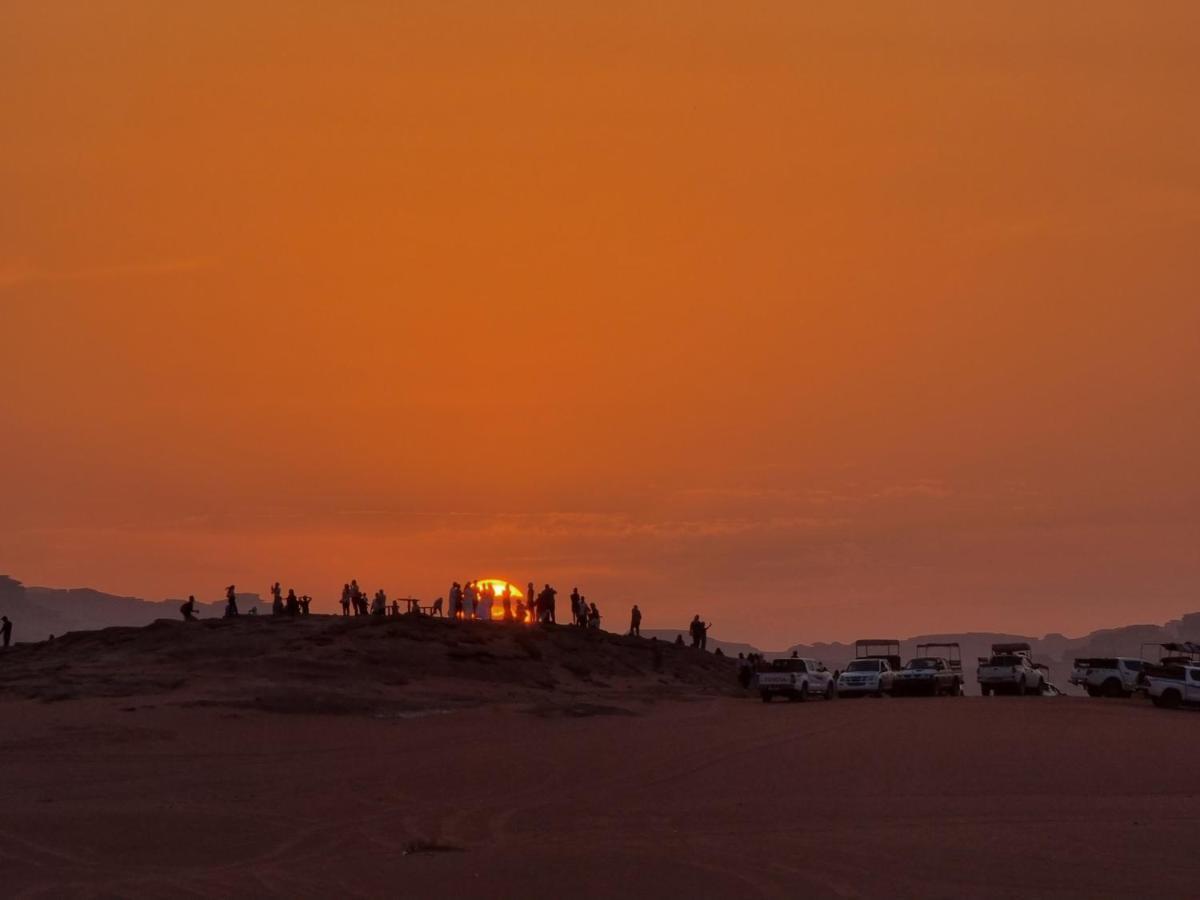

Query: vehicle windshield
[[905, 658, 938, 670], [989, 655, 1023, 666], [846, 660, 881, 673]]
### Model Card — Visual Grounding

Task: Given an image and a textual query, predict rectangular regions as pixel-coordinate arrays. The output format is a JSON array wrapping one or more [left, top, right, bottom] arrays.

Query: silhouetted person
[[391, 599, 400, 616], [737, 653, 753, 689], [501, 584, 513, 622], [224, 585, 239, 618], [341, 584, 351, 617], [271, 582, 284, 616], [629, 604, 642, 637], [300, 595, 312, 616], [674, 634, 685, 647], [180, 595, 198, 622], [544, 584, 557, 623], [466, 582, 478, 619], [526, 582, 535, 622], [1, 615, 11, 648], [450, 582, 463, 620], [570, 587, 582, 625], [286, 588, 300, 616], [432, 597, 444, 617], [587, 602, 600, 630]]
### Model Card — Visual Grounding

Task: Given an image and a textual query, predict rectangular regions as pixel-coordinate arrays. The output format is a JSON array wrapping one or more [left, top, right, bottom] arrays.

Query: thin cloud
[[0, 257, 216, 290]]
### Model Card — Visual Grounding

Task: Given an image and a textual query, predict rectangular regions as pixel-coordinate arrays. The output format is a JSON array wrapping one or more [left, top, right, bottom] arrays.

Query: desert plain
[[0, 616, 1197, 899]]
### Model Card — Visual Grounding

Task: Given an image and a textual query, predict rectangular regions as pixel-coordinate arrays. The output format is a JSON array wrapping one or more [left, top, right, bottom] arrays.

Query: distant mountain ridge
[[0, 576, 261, 642]]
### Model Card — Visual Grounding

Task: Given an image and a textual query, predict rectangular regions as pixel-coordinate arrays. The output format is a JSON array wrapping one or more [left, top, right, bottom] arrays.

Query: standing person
[[544, 584, 557, 623], [285, 589, 300, 616], [271, 582, 284, 616], [350, 580, 362, 616], [699, 619, 712, 651], [463, 582, 476, 619], [340, 584, 351, 617], [570, 587, 582, 626], [300, 595, 312, 616], [689, 615, 702, 648], [629, 604, 642, 637], [1, 615, 12, 648], [450, 582, 464, 620], [737, 653, 753, 689], [526, 583, 535, 622], [224, 585, 239, 618], [587, 602, 600, 630], [501, 584, 513, 622], [180, 595, 198, 622]]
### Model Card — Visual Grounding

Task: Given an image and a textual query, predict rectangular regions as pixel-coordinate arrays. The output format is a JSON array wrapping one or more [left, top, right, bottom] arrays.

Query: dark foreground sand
[[3, 689, 1198, 899]]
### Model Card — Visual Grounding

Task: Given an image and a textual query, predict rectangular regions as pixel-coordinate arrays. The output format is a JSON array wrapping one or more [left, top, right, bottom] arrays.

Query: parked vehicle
[[758, 657, 835, 703], [836, 658, 895, 697], [853, 639, 903, 673], [1145, 663, 1200, 709], [1068, 657, 1144, 697], [977, 642, 1046, 696], [891, 657, 961, 696], [1140, 641, 1200, 668], [917, 642, 962, 678]]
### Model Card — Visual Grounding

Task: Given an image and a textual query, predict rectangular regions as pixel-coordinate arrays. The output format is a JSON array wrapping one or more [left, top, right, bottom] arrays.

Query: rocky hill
[[0, 613, 739, 716]]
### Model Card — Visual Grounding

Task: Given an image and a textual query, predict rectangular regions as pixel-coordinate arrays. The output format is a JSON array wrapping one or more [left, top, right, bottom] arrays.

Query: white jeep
[[836, 658, 895, 697], [977, 643, 1047, 696], [758, 657, 835, 702], [1068, 657, 1144, 698], [1145, 664, 1200, 709]]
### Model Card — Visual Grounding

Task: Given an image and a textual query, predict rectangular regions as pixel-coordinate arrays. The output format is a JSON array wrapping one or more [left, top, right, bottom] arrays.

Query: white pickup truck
[[977, 642, 1047, 696], [758, 657, 835, 703], [836, 658, 895, 697], [1068, 657, 1145, 698], [1145, 664, 1200, 708]]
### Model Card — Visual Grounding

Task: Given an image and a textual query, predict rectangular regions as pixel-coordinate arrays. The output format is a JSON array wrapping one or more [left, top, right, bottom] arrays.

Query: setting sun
[[475, 579, 525, 621]]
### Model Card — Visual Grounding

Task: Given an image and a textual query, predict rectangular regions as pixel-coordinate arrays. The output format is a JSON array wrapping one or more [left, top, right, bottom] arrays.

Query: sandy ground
[[2, 687, 1198, 899]]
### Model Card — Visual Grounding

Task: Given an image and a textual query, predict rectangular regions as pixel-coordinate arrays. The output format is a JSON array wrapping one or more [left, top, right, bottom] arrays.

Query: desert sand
[[1, 616, 1197, 898]]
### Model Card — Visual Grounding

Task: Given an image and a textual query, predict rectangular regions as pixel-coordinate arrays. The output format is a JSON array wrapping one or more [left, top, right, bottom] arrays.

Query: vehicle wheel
[[1086, 686, 1100, 698], [1102, 678, 1122, 698], [825, 683, 835, 700], [1161, 689, 1182, 709], [797, 682, 808, 702], [950, 678, 961, 696], [760, 691, 771, 703], [981, 685, 991, 697]]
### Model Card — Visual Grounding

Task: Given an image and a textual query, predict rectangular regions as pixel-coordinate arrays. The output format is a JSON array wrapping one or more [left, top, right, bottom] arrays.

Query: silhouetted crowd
[[160, 579, 729, 664]]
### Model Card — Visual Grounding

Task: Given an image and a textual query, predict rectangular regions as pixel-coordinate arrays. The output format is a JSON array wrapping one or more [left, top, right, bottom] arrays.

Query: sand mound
[[0, 614, 737, 714]]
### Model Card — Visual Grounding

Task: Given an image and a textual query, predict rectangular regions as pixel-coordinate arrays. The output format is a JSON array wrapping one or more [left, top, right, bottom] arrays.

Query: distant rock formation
[[0, 576, 261, 643]]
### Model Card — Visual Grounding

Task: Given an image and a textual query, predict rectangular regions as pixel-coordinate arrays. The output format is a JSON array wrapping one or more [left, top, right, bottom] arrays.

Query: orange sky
[[2, 3, 1198, 646]]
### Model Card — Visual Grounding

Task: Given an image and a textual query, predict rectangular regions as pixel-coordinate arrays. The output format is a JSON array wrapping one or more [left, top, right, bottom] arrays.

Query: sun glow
[[476, 579, 526, 621]]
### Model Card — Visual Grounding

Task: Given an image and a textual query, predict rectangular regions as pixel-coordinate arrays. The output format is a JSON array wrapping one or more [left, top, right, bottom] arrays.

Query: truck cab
[[1146, 664, 1200, 708]]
